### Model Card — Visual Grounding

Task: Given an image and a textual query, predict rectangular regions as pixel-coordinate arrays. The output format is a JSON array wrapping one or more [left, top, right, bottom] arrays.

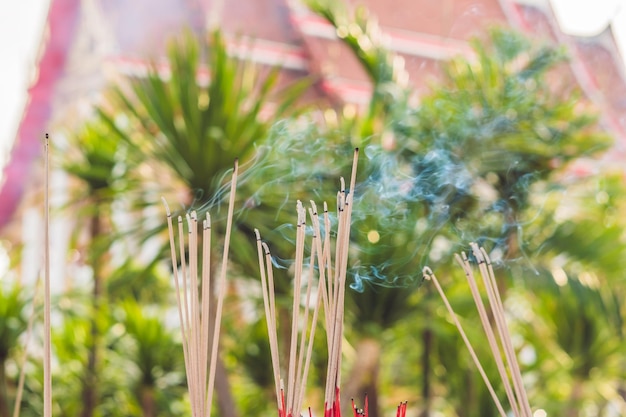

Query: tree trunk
[[565, 379, 584, 417], [207, 254, 238, 417], [343, 337, 381, 417], [80, 210, 103, 417], [420, 326, 433, 417], [140, 385, 157, 417], [215, 355, 238, 417], [0, 358, 9, 417]]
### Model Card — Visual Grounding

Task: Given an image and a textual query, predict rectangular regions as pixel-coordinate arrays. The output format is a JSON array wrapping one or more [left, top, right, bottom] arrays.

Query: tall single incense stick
[[44, 133, 52, 417]]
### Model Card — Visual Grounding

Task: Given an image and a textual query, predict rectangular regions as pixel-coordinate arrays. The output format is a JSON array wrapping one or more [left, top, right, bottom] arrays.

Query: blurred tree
[[118, 299, 185, 417], [60, 120, 126, 417], [516, 172, 626, 415], [301, 2, 613, 415], [0, 284, 27, 417], [97, 29, 310, 417]]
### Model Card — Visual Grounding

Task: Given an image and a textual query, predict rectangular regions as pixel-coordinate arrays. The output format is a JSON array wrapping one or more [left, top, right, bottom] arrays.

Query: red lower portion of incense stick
[[285, 391, 406, 417]]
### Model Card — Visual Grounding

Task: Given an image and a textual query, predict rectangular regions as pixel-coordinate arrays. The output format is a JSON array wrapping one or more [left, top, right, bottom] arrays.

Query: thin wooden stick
[[422, 267, 508, 417], [255, 150, 359, 416], [326, 191, 345, 390], [287, 202, 306, 414], [262, 240, 281, 413], [255, 231, 281, 410], [43, 133, 52, 417], [293, 233, 317, 415], [472, 244, 532, 417], [164, 158, 238, 417], [177, 216, 191, 355], [262, 241, 280, 369], [200, 214, 211, 414], [186, 213, 201, 414], [455, 253, 520, 417], [295, 253, 324, 415], [309, 204, 330, 341], [162, 199, 193, 397], [323, 201, 333, 332], [205, 159, 238, 417]]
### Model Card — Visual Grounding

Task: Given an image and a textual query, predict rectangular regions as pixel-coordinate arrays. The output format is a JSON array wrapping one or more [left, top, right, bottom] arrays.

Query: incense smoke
[[235, 115, 543, 292]]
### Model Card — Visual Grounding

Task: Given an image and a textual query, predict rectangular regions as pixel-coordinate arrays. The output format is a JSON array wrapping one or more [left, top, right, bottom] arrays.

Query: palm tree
[[60, 120, 126, 417], [515, 172, 626, 415], [97, 29, 310, 417], [120, 299, 184, 417]]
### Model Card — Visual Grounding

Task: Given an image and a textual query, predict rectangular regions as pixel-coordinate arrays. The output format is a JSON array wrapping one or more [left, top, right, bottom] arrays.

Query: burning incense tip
[[262, 241, 271, 256], [254, 228, 261, 241], [480, 247, 493, 266], [161, 197, 172, 216], [422, 266, 433, 279]]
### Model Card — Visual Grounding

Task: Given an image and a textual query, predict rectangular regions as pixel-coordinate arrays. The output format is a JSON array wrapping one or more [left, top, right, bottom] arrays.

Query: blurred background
[[1, 1, 626, 417]]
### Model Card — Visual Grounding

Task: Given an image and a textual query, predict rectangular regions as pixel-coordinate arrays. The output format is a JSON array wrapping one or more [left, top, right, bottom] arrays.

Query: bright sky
[[0, 0, 50, 170], [0, 0, 625, 181]]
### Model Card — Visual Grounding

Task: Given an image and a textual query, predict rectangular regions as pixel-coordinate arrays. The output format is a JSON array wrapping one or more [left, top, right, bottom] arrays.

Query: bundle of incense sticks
[[255, 149, 407, 417], [162, 160, 238, 417], [423, 242, 532, 417]]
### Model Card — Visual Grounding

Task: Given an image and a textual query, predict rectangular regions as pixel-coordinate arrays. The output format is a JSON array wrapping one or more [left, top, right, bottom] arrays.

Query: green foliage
[[0, 284, 27, 362], [409, 27, 611, 217], [304, 0, 409, 138], [60, 120, 126, 197], [106, 261, 171, 305], [118, 300, 184, 394], [0, 283, 27, 417], [29, 5, 624, 417], [99, 30, 309, 201], [306, 7, 619, 415]]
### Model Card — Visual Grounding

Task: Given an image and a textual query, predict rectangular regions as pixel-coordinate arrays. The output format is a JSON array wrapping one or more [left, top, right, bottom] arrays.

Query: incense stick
[[255, 231, 282, 410], [455, 253, 520, 417], [163, 200, 193, 398], [427, 243, 535, 417], [44, 133, 52, 417], [205, 158, 238, 417], [255, 149, 361, 417], [162, 159, 238, 417], [470, 244, 532, 417], [422, 267, 508, 417]]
